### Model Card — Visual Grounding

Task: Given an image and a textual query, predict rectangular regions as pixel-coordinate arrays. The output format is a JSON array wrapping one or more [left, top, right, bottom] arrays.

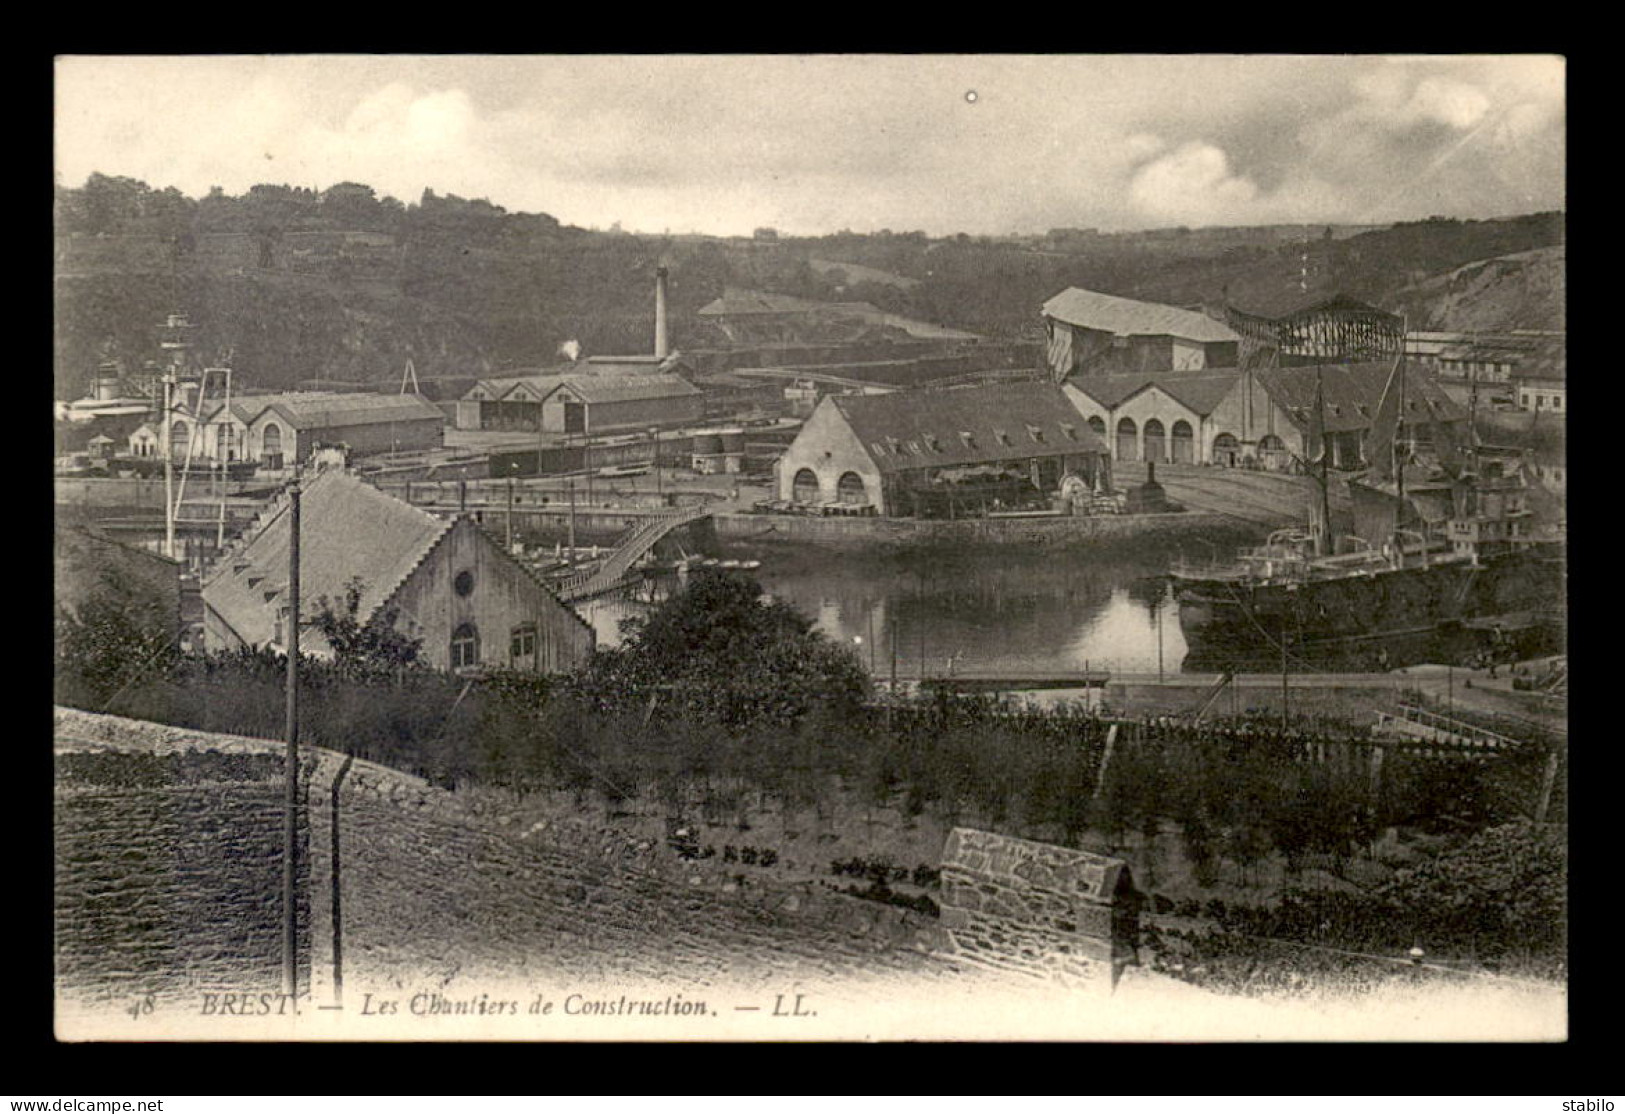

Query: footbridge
[[555, 506, 714, 602]]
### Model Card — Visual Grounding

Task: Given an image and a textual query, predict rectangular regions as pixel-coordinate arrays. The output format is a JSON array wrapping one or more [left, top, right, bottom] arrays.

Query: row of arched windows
[[1110, 417, 1197, 463], [791, 470, 869, 504], [160, 420, 282, 463]]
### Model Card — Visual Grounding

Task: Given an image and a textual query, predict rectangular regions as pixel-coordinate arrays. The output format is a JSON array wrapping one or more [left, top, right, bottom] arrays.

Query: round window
[[454, 570, 475, 597]]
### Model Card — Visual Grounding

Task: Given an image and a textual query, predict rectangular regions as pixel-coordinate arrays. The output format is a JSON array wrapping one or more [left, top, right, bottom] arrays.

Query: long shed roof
[[828, 381, 1108, 473], [1256, 362, 1465, 433], [1042, 288, 1240, 343]]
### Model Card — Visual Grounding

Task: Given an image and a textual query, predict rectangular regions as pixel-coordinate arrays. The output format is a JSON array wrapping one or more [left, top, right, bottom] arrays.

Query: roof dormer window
[[995, 429, 1012, 447], [959, 431, 977, 450]]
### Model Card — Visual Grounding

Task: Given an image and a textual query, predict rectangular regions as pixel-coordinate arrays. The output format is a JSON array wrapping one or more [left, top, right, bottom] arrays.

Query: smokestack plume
[[654, 266, 669, 360]]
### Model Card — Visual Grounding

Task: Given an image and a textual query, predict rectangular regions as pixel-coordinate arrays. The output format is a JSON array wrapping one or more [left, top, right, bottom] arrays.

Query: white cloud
[[53, 55, 1565, 235], [1129, 142, 1258, 224], [1405, 78, 1491, 130]]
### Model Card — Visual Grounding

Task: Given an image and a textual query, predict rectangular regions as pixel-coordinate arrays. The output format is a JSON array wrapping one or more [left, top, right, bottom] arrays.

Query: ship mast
[[1314, 364, 1332, 557]]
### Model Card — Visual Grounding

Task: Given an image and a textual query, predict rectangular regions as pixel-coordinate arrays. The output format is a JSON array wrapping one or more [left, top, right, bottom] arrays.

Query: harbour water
[[579, 544, 1189, 677]]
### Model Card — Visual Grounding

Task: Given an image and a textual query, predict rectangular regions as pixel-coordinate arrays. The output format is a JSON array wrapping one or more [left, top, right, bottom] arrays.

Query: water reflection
[[580, 547, 1188, 676]]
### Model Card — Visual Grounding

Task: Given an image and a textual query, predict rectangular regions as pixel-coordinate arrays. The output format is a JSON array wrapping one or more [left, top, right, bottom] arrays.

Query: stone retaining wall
[[932, 827, 1139, 991]]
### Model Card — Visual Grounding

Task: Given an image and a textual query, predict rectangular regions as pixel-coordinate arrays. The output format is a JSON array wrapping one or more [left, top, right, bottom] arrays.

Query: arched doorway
[[836, 472, 868, 504], [1115, 417, 1138, 462], [1086, 415, 1106, 439], [262, 422, 284, 469], [169, 420, 191, 462], [1258, 433, 1288, 471], [792, 467, 820, 504], [1212, 432, 1239, 467], [1171, 420, 1195, 464], [1143, 419, 1167, 463]]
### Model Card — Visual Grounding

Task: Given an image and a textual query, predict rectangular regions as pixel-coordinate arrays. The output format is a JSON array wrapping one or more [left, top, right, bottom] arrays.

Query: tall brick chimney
[[654, 266, 670, 360]]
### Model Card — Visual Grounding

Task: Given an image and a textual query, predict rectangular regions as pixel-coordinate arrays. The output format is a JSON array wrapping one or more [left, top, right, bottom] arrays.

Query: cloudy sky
[[54, 55, 1565, 236]]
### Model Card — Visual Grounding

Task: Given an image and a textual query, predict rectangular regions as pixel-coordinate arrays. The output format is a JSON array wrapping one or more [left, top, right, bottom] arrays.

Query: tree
[[578, 572, 869, 731], [308, 577, 424, 681], [54, 565, 176, 707]]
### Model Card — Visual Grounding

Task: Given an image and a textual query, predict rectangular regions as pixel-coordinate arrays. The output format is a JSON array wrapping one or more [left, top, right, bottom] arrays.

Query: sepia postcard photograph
[[51, 53, 1567, 1042]]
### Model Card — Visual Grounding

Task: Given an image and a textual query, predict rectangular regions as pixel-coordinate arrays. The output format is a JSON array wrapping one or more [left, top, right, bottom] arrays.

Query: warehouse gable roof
[[201, 392, 446, 430], [1067, 371, 1241, 415], [549, 374, 702, 404], [829, 381, 1108, 473], [1256, 362, 1466, 433], [1043, 287, 1240, 343]]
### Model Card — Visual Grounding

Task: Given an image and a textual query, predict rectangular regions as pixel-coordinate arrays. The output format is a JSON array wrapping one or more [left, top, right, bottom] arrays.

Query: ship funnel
[[655, 266, 670, 360]]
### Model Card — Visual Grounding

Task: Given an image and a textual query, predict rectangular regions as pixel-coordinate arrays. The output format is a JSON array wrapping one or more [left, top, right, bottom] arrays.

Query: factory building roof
[[200, 392, 446, 429], [828, 381, 1108, 473], [1042, 287, 1240, 343], [1255, 362, 1465, 433], [1067, 371, 1242, 416], [551, 374, 702, 404]]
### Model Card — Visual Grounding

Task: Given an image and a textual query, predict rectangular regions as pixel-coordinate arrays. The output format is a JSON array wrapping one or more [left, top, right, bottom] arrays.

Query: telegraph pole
[[567, 478, 577, 564], [283, 473, 301, 1002], [162, 372, 176, 560]]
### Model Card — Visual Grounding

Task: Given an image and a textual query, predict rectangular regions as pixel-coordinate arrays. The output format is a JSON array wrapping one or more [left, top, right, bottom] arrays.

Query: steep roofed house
[[775, 381, 1110, 517], [1041, 288, 1240, 381], [202, 470, 594, 673]]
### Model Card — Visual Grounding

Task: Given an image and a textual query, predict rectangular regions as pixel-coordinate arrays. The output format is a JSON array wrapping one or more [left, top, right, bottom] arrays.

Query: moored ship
[[1170, 358, 1565, 671]]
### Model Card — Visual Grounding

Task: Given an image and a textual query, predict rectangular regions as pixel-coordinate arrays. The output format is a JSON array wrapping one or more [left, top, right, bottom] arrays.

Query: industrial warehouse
[[774, 381, 1112, 517], [52, 53, 1567, 1048]]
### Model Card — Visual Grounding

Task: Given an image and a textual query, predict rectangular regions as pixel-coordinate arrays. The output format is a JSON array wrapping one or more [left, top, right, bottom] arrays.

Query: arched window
[[1115, 417, 1138, 462], [450, 623, 479, 669], [169, 420, 191, 462], [1087, 416, 1106, 439], [1258, 433, 1288, 471], [1171, 420, 1194, 464], [1143, 418, 1167, 463], [216, 424, 235, 461], [836, 472, 868, 504], [262, 422, 284, 467], [792, 467, 820, 503], [1212, 432, 1240, 467]]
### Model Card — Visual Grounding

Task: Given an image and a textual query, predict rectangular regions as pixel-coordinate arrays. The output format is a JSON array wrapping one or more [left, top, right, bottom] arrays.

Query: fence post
[[1093, 724, 1119, 799], [1535, 748, 1560, 823]]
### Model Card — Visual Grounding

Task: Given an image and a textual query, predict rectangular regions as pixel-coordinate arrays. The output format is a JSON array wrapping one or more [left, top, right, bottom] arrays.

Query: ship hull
[[1174, 545, 1564, 671]]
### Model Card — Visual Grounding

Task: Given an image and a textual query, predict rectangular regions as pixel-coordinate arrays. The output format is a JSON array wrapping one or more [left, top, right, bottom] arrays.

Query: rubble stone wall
[[934, 827, 1135, 991]]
